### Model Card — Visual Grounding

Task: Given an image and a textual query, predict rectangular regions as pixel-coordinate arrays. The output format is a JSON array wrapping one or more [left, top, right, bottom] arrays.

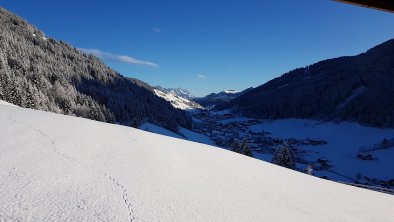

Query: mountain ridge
[[195, 87, 253, 108], [0, 7, 191, 132], [155, 86, 195, 100], [153, 87, 203, 110], [220, 38, 394, 127]]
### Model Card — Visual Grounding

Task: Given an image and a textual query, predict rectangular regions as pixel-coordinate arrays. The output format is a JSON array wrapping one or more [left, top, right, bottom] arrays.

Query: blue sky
[[2, 0, 394, 96]]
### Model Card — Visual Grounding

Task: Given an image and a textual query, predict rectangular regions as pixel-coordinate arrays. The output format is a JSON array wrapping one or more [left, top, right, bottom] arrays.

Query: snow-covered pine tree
[[0, 7, 192, 133], [305, 164, 313, 175], [271, 143, 296, 169]]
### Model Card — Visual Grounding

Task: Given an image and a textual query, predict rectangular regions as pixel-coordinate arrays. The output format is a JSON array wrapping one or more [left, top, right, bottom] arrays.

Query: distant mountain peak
[[155, 86, 195, 100], [223, 90, 240, 94], [194, 87, 253, 109], [153, 87, 202, 110]]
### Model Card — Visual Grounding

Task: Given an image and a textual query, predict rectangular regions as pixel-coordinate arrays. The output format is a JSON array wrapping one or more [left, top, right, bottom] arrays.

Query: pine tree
[[231, 141, 242, 153], [240, 139, 254, 157], [382, 138, 389, 149], [131, 118, 140, 128], [0, 8, 192, 133], [305, 164, 313, 175], [232, 139, 254, 157], [272, 144, 296, 169], [0, 72, 4, 100]]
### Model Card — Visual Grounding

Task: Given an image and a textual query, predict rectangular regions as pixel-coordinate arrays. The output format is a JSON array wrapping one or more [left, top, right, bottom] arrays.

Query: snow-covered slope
[[1, 102, 393, 222], [179, 127, 216, 146], [140, 122, 184, 139], [0, 100, 17, 106], [153, 88, 202, 110], [140, 122, 215, 145], [155, 86, 195, 100]]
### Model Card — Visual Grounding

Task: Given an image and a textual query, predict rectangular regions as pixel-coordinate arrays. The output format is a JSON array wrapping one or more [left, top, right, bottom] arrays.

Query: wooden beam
[[335, 0, 394, 13]]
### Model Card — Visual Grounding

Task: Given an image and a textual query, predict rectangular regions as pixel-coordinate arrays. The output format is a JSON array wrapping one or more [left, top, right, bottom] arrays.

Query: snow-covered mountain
[[0, 7, 191, 132], [195, 88, 253, 109], [155, 86, 195, 100], [153, 88, 203, 110], [1, 101, 393, 221], [152, 86, 250, 110], [221, 38, 394, 128], [223, 89, 240, 94]]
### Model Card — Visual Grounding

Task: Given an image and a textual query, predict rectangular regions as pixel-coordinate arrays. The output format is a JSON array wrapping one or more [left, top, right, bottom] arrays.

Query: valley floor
[[189, 110, 394, 189], [1, 103, 394, 221]]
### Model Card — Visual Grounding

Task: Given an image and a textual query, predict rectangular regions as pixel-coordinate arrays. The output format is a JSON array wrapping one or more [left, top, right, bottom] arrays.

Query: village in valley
[[191, 110, 329, 166], [190, 109, 394, 192], [194, 110, 327, 149]]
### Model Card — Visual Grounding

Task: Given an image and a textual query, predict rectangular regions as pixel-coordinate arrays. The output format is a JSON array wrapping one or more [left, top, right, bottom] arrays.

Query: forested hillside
[[221, 38, 394, 127], [0, 8, 191, 132], [195, 88, 253, 108]]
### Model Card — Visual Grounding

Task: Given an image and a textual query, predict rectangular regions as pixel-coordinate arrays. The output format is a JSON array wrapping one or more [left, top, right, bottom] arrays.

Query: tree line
[[0, 8, 191, 132], [220, 38, 394, 128]]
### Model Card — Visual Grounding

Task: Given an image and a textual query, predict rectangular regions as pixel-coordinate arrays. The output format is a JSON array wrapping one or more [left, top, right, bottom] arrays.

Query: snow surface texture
[[140, 122, 215, 145], [140, 122, 184, 139], [0, 100, 17, 106], [179, 127, 215, 146], [1, 103, 394, 222]]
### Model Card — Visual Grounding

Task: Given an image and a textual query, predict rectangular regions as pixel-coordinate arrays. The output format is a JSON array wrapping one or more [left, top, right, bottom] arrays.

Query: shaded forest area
[[221, 38, 394, 128]]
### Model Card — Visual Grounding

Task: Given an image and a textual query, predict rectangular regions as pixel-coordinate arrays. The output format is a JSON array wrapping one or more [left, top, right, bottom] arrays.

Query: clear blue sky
[[2, 0, 394, 96]]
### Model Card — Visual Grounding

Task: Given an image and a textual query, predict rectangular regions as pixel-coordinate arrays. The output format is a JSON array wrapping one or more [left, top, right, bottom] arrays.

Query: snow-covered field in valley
[[248, 119, 394, 181], [1, 102, 394, 221], [192, 110, 394, 185]]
